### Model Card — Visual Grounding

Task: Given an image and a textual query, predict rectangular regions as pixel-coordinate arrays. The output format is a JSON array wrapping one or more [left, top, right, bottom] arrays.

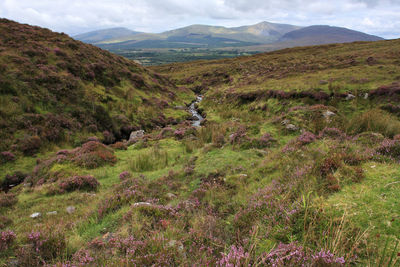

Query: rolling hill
[[74, 22, 384, 65], [279, 25, 383, 43], [0, 18, 193, 153], [74, 27, 142, 44], [75, 21, 302, 49]]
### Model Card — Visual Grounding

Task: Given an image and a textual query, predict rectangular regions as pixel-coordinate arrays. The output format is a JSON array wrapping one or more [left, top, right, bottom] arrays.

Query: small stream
[[189, 95, 204, 127]]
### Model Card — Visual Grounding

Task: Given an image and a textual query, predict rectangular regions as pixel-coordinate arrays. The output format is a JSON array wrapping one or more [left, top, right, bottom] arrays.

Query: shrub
[[102, 130, 115, 145], [0, 216, 12, 229], [318, 128, 345, 140], [0, 151, 16, 164], [19, 135, 42, 155], [1, 171, 27, 191], [218, 245, 249, 266], [110, 141, 127, 150], [0, 193, 17, 208], [119, 171, 132, 180], [59, 175, 100, 193], [71, 141, 117, 168], [376, 139, 400, 160], [0, 230, 16, 251], [17, 230, 66, 265], [297, 131, 317, 145], [262, 242, 308, 266], [261, 242, 345, 267]]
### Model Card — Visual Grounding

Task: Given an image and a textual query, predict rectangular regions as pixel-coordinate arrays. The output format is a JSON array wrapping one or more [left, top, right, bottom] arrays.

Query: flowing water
[[189, 95, 204, 127]]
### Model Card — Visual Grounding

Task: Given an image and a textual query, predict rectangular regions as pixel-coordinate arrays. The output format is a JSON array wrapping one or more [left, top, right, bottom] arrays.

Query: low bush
[[1, 171, 27, 191], [18, 135, 42, 155], [0, 193, 17, 208], [119, 171, 132, 180], [110, 141, 127, 150], [376, 139, 400, 160], [0, 230, 16, 251], [59, 175, 100, 193], [0, 216, 12, 229], [297, 131, 317, 145], [0, 151, 16, 164], [17, 229, 66, 265], [71, 141, 117, 168]]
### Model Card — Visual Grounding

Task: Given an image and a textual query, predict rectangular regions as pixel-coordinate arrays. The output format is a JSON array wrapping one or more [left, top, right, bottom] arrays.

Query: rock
[[346, 94, 356, 100], [133, 202, 152, 207], [46, 211, 57, 215], [167, 240, 184, 251], [319, 80, 329, 85], [166, 193, 177, 199], [102, 232, 114, 242], [364, 93, 369, 99], [129, 130, 145, 142], [66, 206, 76, 214], [323, 110, 336, 119], [30, 212, 41, 219], [286, 124, 299, 131], [281, 119, 290, 126]]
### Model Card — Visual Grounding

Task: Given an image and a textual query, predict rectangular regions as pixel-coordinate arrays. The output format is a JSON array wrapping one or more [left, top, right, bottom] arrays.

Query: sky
[[0, 0, 399, 39]]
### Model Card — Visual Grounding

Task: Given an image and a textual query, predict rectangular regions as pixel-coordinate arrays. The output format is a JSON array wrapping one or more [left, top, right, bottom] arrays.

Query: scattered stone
[[319, 80, 329, 85], [30, 212, 41, 219], [102, 232, 114, 242], [281, 119, 290, 126], [286, 124, 299, 131], [346, 94, 356, 100], [66, 206, 76, 214], [166, 193, 177, 199], [167, 240, 184, 251], [129, 130, 145, 143], [133, 202, 152, 207], [364, 93, 369, 99], [323, 110, 336, 118], [46, 211, 57, 215]]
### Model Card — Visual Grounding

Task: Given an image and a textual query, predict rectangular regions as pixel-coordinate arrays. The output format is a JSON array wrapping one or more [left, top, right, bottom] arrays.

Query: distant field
[[107, 48, 260, 65]]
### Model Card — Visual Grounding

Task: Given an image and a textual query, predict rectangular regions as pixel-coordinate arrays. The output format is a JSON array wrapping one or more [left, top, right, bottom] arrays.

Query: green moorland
[[1, 19, 400, 266]]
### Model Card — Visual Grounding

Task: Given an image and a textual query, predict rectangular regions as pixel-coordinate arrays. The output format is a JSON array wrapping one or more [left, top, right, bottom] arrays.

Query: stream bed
[[189, 95, 204, 127]]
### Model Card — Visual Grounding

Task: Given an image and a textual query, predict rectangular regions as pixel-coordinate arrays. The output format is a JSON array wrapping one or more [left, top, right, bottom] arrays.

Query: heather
[[1, 20, 399, 266]]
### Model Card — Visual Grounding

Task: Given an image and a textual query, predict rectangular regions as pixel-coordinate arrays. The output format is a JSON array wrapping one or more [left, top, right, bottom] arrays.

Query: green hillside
[[0, 18, 193, 153]]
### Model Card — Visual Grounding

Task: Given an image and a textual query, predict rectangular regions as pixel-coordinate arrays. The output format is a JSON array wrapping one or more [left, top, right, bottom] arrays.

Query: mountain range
[[74, 21, 383, 50]]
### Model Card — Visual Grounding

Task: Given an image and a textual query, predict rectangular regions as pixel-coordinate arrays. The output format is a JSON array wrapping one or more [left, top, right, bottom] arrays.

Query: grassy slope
[[1, 26, 399, 266], [0, 18, 194, 154]]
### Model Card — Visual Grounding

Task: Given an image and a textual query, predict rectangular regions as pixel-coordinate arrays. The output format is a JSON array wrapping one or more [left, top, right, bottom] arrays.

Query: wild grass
[[346, 109, 400, 137], [129, 146, 169, 172]]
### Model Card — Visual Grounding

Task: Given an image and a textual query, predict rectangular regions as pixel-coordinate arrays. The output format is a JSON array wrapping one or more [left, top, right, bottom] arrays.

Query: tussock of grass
[[346, 109, 400, 137]]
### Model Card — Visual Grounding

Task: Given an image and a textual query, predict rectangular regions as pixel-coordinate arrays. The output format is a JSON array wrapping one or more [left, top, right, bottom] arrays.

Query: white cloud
[[0, 0, 399, 38]]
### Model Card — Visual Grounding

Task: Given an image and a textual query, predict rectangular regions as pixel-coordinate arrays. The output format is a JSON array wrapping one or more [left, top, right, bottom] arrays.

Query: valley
[[0, 19, 399, 266]]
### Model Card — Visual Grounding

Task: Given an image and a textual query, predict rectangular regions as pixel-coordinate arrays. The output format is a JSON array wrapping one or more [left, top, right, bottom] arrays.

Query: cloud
[[0, 0, 399, 38]]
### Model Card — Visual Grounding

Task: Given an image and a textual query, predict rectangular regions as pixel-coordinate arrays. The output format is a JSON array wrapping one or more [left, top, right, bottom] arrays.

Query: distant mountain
[[81, 22, 302, 49], [279, 25, 383, 44], [74, 27, 141, 44]]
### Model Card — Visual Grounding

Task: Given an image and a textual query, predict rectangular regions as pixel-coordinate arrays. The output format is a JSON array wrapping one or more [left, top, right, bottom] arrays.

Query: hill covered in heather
[[0, 18, 193, 154]]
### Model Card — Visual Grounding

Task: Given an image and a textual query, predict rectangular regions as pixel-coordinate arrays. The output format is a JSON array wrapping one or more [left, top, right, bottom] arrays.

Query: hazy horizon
[[1, 0, 399, 39]]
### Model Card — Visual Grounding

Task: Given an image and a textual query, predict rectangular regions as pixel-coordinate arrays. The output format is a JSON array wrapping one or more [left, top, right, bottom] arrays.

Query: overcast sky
[[0, 0, 399, 39]]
